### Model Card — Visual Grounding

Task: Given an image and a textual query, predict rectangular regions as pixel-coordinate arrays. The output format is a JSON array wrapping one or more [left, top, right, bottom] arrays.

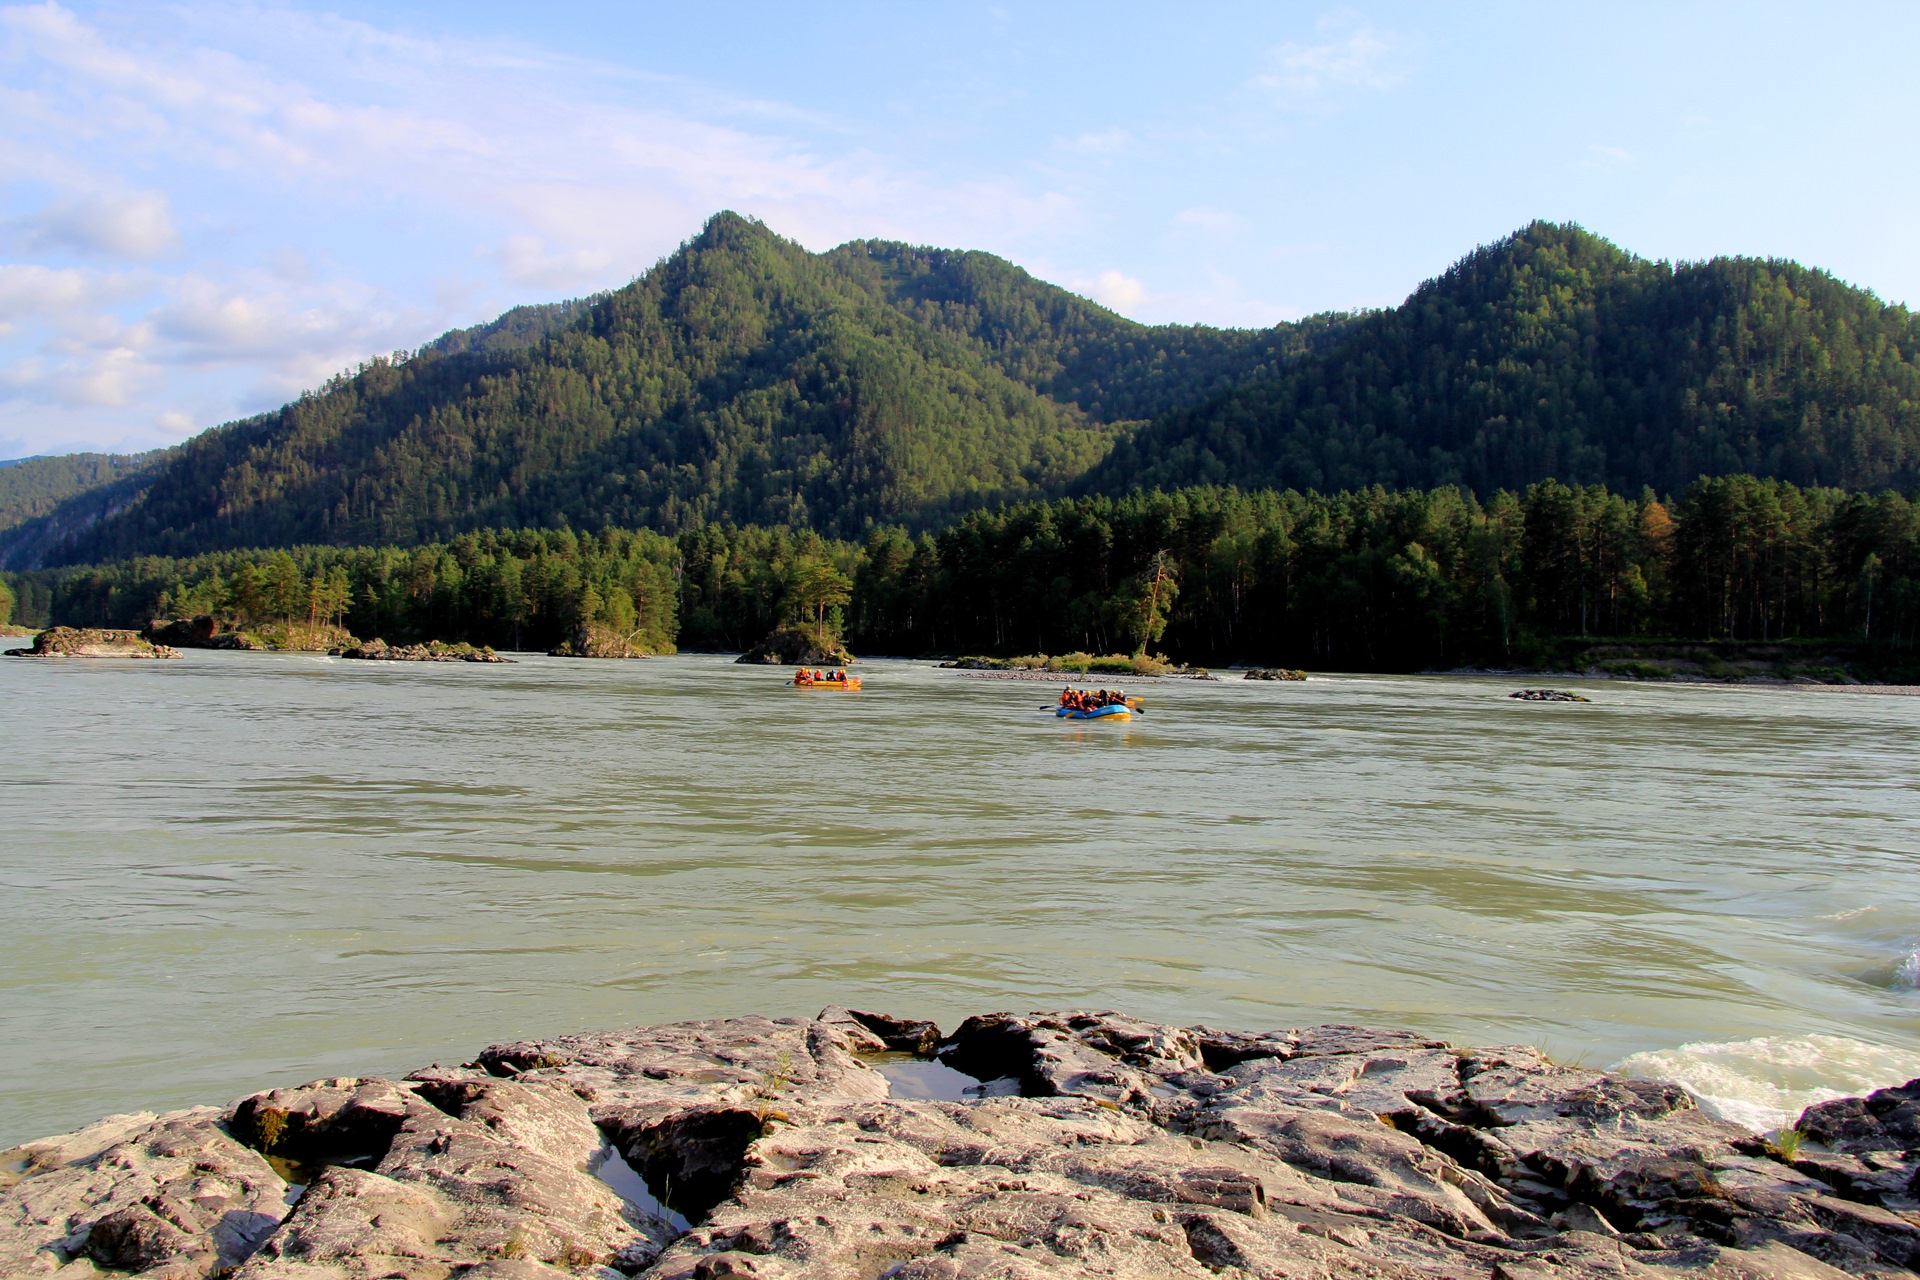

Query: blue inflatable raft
[[1056, 703, 1133, 721]]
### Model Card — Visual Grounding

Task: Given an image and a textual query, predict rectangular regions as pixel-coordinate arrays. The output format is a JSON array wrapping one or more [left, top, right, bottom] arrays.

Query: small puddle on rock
[[262, 1152, 378, 1205], [589, 1141, 690, 1234], [869, 1052, 1019, 1101]]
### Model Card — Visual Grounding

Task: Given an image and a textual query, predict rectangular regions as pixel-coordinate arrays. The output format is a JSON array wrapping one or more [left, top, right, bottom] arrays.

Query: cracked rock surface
[[2, 1010, 1915, 1278]]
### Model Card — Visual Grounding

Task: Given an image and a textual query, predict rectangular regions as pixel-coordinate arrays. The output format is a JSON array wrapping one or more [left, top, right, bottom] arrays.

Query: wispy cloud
[[1064, 129, 1130, 155], [1253, 15, 1405, 104], [0, 1, 1081, 451], [18, 190, 180, 259]]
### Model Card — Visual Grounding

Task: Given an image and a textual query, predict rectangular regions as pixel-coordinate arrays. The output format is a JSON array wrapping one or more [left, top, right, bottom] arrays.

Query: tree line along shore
[[3, 474, 1917, 681]]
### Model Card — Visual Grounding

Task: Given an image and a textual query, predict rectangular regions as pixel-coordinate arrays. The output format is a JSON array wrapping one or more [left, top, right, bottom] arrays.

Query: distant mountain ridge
[[1096, 222, 1920, 496], [4, 214, 1916, 569], [0, 452, 164, 529], [0, 451, 169, 568]]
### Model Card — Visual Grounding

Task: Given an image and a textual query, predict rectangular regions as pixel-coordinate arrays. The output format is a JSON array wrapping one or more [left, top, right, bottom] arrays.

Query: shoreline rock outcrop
[[5, 627, 180, 659], [3, 1010, 1915, 1279]]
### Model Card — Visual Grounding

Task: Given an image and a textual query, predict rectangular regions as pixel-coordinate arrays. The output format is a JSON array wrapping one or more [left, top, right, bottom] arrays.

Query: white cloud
[[21, 190, 179, 258], [0, 264, 112, 319], [1080, 269, 1147, 311], [0, 1, 1092, 453], [2, 2, 1074, 266], [493, 234, 618, 291], [1253, 17, 1404, 103], [0, 342, 150, 406], [0, 260, 427, 418]]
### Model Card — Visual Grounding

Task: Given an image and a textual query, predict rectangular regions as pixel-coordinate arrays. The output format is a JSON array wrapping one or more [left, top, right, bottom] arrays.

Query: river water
[[3, 651, 1918, 1146]]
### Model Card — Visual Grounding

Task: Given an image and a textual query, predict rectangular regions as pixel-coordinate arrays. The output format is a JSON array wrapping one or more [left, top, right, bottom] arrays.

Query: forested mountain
[[420, 297, 601, 358], [0, 450, 170, 570], [1096, 222, 1920, 496], [24, 214, 1310, 567], [0, 451, 164, 534], [7, 215, 1918, 569], [829, 240, 1353, 421]]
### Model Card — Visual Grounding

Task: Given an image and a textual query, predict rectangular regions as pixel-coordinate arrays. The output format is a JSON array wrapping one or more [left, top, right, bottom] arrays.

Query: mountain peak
[[7, 214, 1915, 570]]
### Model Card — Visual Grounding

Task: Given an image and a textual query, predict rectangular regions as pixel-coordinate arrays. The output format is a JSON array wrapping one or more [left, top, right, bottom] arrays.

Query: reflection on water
[[2, 651, 1918, 1144], [589, 1141, 688, 1233], [869, 1052, 1002, 1102]]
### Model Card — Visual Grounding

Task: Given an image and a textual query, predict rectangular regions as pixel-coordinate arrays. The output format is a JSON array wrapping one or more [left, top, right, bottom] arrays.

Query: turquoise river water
[[3, 650, 1918, 1146]]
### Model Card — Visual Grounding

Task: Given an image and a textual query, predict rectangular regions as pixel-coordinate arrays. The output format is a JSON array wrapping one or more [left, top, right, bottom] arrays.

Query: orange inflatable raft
[[792, 669, 862, 689]]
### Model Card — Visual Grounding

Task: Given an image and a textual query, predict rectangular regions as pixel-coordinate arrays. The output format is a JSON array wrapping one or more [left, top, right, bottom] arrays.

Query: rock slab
[[3, 1010, 1915, 1279]]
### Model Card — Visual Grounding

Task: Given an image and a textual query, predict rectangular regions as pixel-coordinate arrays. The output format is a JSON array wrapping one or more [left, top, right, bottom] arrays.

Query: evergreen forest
[[0, 451, 165, 535], [9, 475, 1918, 676]]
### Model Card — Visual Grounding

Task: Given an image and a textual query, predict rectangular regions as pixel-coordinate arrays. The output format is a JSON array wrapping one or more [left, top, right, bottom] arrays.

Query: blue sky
[[2, 1, 1916, 458]]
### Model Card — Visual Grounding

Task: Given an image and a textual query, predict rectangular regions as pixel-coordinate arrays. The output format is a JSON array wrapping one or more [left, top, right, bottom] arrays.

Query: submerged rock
[[2, 1010, 1915, 1278], [1510, 688, 1591, 701], [5, 627, 181, 659]]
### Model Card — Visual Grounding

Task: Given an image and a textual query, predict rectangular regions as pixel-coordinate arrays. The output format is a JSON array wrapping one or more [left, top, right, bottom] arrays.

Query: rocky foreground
[[2, 1010, 1915, 1280]]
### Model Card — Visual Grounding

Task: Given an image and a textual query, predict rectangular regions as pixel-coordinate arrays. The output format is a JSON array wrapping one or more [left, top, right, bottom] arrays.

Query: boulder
[[1243, 667, 1307, 681]]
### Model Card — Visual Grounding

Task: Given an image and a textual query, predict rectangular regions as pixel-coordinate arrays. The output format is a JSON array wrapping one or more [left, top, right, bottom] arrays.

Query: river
[[3, 650, 1918, 1145]]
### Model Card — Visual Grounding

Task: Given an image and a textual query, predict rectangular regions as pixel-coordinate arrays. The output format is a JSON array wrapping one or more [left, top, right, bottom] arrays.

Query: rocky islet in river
[[548, 624, 662, 660], [3, 1009, 1917, 1279], [4, 628, 180, 659], [735, 623, 854, 667], [336, 639, 511, 663]]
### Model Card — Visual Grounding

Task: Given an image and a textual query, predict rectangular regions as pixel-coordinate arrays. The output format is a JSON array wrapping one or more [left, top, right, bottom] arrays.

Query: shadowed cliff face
[[2, 1009, 1915, 1279]]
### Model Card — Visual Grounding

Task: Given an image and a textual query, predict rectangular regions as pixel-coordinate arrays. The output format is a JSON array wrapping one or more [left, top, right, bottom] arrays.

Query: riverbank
[[3, 1008, 1914, 1279]]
